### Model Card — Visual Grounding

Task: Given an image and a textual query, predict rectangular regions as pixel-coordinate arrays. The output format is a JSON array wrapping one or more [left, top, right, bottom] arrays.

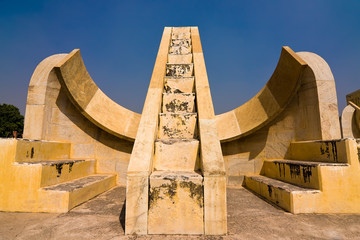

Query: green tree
[[0, 104, 24, 138]]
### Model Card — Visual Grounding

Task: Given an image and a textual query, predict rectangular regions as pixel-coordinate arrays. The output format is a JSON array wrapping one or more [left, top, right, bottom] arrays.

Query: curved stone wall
[[54, 49, 140, 141], [216, 47, 307, 142]]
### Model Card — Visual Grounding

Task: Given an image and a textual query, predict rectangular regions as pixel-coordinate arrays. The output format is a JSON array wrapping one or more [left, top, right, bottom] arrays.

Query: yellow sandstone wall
[[220, 52, 341, 186], [23, 54, 134, 185]]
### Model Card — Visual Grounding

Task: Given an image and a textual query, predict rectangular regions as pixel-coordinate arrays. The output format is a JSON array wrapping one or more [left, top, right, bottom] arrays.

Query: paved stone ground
[[1, 186, 360, 240]]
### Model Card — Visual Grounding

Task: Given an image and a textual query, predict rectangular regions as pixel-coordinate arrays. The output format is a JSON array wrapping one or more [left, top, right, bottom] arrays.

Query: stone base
[[148, 171, 204, 234]]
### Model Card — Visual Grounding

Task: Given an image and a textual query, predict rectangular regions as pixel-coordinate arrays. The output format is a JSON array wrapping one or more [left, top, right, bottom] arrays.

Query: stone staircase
[[125, 26, 226, 235], [244, 139, 360, 213], [148, 27, 204, 234], [0, 139, 116, 213]]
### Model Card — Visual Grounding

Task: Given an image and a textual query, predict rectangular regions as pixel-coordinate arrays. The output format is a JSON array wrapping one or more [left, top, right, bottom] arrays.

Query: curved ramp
[[54, 49, 140, 141], [216, 47, 307, 142]]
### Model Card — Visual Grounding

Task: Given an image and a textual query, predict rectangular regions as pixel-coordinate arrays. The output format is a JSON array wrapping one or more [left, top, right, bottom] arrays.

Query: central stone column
[[148, 27, 204, 234], [125, 26, 227, 235]]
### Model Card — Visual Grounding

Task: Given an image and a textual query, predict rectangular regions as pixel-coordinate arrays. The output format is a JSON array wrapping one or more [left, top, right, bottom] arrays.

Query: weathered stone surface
[[158, 113, 198, 139], [169, 45, 191, 55], [154, 139, 199, 171], [171, 38, 191, 48], [203, 176, 227, 235], [162, 93, 195, 113], [288, 140, 348, 163], [245, 175, 321, 213], [169, 38, 192, 55], [166, 64, 193, 77], [148, 171, 204, 234], [171, 32, 190, 40], [125, 174, 148, 235], [164, 77, 194, 94]]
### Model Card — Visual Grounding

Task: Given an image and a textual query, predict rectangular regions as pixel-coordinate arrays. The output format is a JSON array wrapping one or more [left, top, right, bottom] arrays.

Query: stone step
[[172, 27, 191, 33], [263, 159, 348, 190], [164, 77, 194, 94], [158, 113, 197, 139], [245, 175, 320, 213], [288, 140, 348, 163], [15, 159, 96, 187], [13, 140, 71, 163], [162, 93, 195, 113], [39, 174, 116, 212], [166, 64, 193, 78], [169, 38, 192, 56], [169, 45, 191, 55], [168, 54, 192, 64], [171, 32, 190, 40], [148, 170, 203, 234], [154, 139, 199, 171], [171, 38, 191, 47]]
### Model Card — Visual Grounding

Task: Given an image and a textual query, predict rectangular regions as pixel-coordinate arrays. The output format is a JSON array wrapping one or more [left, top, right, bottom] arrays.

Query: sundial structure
[[1, 27, 360, 236]]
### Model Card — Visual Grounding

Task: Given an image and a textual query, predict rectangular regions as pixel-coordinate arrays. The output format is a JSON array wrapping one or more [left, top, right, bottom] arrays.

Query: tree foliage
[[0, 104, 24, 138]]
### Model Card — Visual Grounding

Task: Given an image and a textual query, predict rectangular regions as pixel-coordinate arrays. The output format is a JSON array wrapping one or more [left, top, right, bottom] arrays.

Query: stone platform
[[2, 186, 360, 240]]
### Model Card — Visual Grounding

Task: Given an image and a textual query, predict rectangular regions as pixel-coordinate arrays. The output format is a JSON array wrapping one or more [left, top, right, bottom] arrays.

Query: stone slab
[[154, 139, 199, 171], [158, 113, 198, 139], [171, 38, 191, 48], [166, 64, 193, 78], [171, 32, 190, 40], [203, 176, 227, 235], [148, 171, 204, 234], [164, 77, 194, 94], [162, 93, 195, 113], [169, 45, 191, 55], [167, 54, 193, 64]]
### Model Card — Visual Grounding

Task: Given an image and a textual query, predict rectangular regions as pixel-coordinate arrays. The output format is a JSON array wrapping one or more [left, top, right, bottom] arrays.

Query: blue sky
[[0, 0, 359, 115]]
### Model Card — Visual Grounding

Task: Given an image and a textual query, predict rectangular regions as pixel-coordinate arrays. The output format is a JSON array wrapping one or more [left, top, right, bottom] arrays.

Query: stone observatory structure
[[125, 27, 226, 235], [1, 26, 360, 236], [341, 89, 360, 139]]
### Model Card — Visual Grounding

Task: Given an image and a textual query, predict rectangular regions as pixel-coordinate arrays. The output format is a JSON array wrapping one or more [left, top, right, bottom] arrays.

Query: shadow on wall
[[352, 115, 360, 138], [55, 87, 133, 154], [219, 97, 302, 186], [221, 127, 269, 185], [222, 128, 269, 160], [119, 200, 126, 231]]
